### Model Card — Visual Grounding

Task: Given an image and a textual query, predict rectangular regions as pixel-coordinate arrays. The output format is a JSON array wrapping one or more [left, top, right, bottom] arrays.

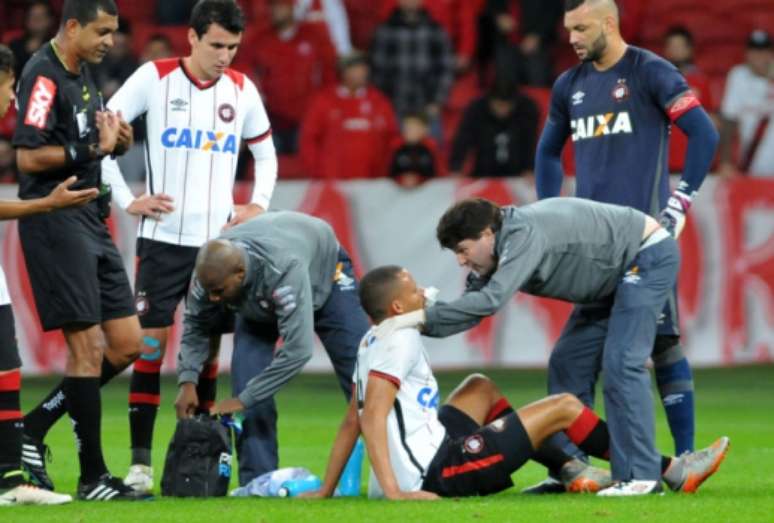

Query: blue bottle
[[277, 475, 322, 497], [335, 438, 364, 496]]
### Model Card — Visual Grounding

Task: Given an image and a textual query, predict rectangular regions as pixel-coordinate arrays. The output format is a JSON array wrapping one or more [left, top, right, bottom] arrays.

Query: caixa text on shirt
[[161, 127, 238, 154], [570, 111, 633, 142]]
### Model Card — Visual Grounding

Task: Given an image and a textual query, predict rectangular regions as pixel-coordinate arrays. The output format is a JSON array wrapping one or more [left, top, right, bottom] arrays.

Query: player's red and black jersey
[[13, 42, 104, 199], [548, 46, 701, 216]]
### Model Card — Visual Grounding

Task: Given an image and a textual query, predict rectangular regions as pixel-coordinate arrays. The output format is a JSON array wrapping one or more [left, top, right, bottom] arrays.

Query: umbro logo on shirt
[[170, 98, 188, 112], [572, 90, 585, 106]]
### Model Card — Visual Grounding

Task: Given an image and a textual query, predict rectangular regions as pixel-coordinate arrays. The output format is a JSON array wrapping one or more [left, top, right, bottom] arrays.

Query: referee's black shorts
[[422, 405, 534, 497], [134, 238, 199, 329], [18, 203, 135, 331]]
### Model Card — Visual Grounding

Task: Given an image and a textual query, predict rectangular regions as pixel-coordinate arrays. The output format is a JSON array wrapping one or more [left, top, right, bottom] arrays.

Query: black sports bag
[[161, 415, 232, 497]]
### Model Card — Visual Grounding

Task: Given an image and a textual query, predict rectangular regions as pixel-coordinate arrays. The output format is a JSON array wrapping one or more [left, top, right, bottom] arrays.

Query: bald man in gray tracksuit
[[405, 197, 679, 491], [176, 211, 369, 485]]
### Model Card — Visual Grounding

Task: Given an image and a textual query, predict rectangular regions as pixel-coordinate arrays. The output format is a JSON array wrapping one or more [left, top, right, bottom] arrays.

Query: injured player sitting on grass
[[303, 266, 729, 499]]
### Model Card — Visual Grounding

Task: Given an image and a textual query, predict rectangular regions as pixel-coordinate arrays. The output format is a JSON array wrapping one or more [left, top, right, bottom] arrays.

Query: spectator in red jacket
[[300, 51, 399, 179], [242, 0, 338, 153], [663, 26, 718, 174], [389, 112, 442, 187]]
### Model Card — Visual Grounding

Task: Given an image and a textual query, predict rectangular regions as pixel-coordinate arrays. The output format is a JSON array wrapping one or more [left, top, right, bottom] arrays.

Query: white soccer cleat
[[0, 483, 72, 506], [597, 480, 663, 496], [124, 464, 154, 494]]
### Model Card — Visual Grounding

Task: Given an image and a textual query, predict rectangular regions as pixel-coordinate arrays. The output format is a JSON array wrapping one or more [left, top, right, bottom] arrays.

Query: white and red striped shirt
[[102, 58, 277, 246], [354, 327, 446, 498]]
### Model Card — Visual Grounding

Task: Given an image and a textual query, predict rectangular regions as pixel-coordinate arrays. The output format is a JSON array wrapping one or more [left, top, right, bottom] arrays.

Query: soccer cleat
[[21, 435, 55, 491], [597, 480, 663, 496], [124, 464, 154, 494], [0, 483, 72, 506], [521, 476, 566, 494], [560, 458, 614, 493], [78, 473, 154, 501], [662, 436, 730, 493]]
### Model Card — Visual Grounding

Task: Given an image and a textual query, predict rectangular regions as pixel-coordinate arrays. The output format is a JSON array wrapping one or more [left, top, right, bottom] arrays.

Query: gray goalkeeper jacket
[[177, 211, 339, 408], [424, 197, 649, 338]]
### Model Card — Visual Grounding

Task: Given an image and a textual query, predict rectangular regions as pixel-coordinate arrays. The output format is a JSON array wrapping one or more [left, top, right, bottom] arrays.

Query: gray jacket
[[424, 198, 646, 338], [177, 211, 340, 408]]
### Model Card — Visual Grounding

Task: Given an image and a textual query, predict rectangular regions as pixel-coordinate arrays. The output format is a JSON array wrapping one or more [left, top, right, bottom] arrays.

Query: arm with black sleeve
[[13, 62, 120, 174], [535, 76, 571, 199]]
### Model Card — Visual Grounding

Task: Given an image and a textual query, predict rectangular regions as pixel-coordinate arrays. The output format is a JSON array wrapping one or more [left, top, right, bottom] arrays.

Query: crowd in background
[[0, 0, 772, 184]]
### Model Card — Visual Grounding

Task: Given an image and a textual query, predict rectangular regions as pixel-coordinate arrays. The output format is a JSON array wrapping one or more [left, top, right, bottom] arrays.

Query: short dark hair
[[358, 265, 405, 324], [436, 198, 502, 251], [61, 0, 118, 27], [190, 0, 245, 38], [665, 26, 694, 46], [0, 45, 14, 76], [564, 0, 587, 11]]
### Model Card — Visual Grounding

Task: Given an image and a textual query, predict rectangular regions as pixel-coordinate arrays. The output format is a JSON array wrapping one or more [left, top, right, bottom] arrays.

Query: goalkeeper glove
[[659, 190, 692, 239]]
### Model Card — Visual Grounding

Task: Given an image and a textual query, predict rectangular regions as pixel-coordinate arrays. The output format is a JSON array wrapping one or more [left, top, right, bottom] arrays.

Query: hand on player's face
[[454, 230, 497, 277]]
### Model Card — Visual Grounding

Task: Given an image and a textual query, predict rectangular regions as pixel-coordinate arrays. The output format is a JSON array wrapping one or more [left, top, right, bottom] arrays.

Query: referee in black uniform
[[12, 0, 149, 501]]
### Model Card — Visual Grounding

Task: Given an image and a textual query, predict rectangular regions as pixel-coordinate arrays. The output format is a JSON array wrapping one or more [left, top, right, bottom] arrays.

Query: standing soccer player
[[531, 0, 718, 493], [96, 0, 278, 493], [12, 0, 152, 501], [0, 43, 98, 507]]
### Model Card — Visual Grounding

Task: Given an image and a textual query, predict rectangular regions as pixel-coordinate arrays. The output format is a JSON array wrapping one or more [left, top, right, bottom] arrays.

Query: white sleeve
[[243, 78, 277, 210], [720, 67, 744, 120], [102, 62, 155, 210], [367, 330, 421, 387], [322, 0, 352, 55]]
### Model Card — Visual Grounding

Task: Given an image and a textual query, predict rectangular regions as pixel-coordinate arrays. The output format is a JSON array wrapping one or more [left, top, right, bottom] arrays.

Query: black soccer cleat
[[521, 476, 567, 494], [78, 473, 154, 501], [21, 435, 55, 491]]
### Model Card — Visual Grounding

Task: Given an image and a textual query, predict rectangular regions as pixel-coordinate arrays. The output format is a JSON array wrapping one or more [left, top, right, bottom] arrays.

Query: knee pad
[[652, 335, 684, 367]]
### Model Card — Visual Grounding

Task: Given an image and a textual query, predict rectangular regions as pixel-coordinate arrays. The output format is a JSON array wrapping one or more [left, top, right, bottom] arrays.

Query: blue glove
[[659, 190, 692, 239]]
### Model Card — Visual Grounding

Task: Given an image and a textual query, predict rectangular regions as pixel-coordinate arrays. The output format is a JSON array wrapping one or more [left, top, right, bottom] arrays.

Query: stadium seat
[[441, 72, 481, 147], [115, 0, 157, 26], [130, 24, 190, 60], [696, 43, 745, 76], [0, 29, 22, 45]]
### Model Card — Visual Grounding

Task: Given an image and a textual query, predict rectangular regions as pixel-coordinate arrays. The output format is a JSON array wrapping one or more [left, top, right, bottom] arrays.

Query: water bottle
[[335, 438, 364, 496], [277, 475, 322, 497], [230, 467, 315, 497]]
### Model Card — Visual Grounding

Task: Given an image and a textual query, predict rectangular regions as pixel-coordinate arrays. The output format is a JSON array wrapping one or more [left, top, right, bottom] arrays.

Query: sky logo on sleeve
[[24, 76, 57, 129], [161, 127, 238, 154]]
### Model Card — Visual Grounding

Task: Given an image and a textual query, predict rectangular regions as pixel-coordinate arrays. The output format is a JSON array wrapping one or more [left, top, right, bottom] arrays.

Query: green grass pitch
[[5, 366, 774, 522]]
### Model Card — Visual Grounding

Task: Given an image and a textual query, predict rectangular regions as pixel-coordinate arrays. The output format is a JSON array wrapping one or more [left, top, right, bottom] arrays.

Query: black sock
[[63, 377, 108, 483], [531, 439, 576, 475], [195, 362, 218, 414], [0, 369, 23, 481], [566, 407, 610, 459], [24, 358, 122, 441]]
